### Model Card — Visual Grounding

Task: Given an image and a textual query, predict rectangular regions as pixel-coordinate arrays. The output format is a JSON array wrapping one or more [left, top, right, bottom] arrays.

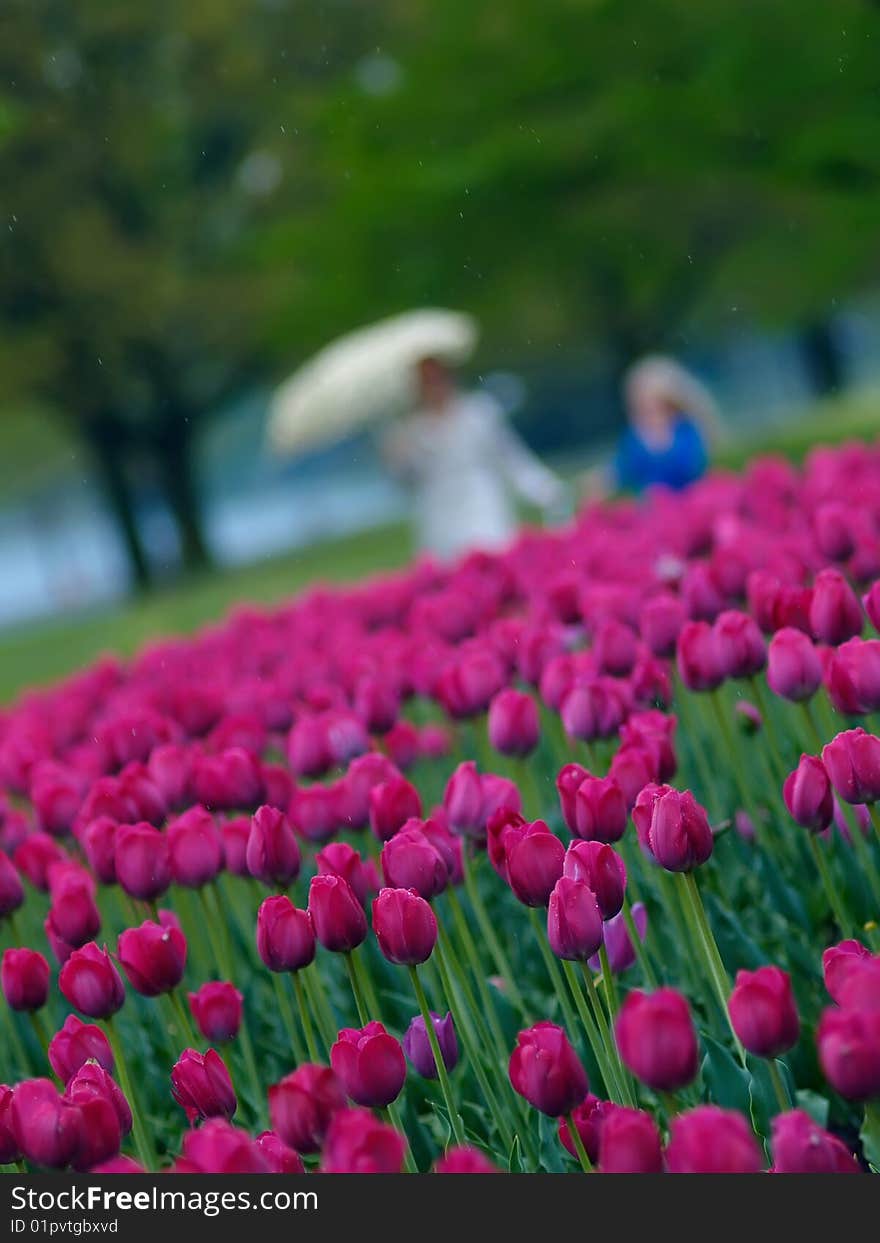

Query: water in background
[[2, 306, 880, 631]]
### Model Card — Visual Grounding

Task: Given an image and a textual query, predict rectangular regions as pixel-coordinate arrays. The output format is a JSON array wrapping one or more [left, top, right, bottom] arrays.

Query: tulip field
[[3, 443, 880, 1174]]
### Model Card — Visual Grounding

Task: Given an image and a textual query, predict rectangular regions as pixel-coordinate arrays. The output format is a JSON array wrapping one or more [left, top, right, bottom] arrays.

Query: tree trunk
[[154, 419, 212, 573], [84, 420, 152, 591], [799, 318, 846, 397]]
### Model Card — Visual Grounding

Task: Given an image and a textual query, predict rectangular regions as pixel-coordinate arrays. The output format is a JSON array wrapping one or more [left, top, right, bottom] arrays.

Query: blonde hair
[[624, 355, 724, 444]]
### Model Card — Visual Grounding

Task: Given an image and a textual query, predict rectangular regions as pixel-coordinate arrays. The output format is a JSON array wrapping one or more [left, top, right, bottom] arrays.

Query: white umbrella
[[267, 308, 478, 455]]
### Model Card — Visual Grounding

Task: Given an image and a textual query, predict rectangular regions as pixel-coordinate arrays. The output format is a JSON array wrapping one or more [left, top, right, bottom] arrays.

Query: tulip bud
[[665, 1105, 763, 1173], [487, 689, 540, 757], [573, 776, 628, 843], [309, 874, 368, 953], [0, 1085, 20, 1166], [268, 1064, 346, 1153], [114, 823, 171, 902], [634, 785, 713, 872], [321, 1106, 406, 1173], [822, 728, 880, 805], [434, 1145, 501, 1173], [615, 988, 698, 1090], [46, 862, 101, 949], [372, 887, 437, 965], [403, 1011, 459, 1079], [728, 965, 799, 1058], [825, 637, 880, 715], [10, 1079, 82, 1169], [314, 842, 371, 905], [713, 610, 766, 679], [420, 815, 463, 886], [640, 593, 686, 658], [14, 833, 68, 891], [822, 939, 872, 1003], [443, 761, 484, 836], [1, 947, 50, 1011], [564, 840, 626, 918], [681, 561, 725, 621], [554, 763, 588, 833], [325, 710, 370, 766], [48, 1015, 114, 1083], [256, 895, 316, 972], [783, 754, 833, 831], [330, 1022, 407, 1107], [810, 568, 863, 646], [117, 920, 187, 997], [817, 1006, 880, 1099], [339, 753, 401, 830], [592, 618, 638, 676], [178, 1118, 269, 1173], [0, 850, 24, 917], [254, 1130, 306, 1174], [369, 776, 422, 842], [188, 982, 243, 1043], [864, 580, 880, 633], [676, 621, 724, 692], [59, 942, 125, 1019], [771, 1109, 860, 1173], [547, 876, 604, 963], [167, 806, 223, 888], [81, 817, 117, 885], [65, 1063, 131, 1172], [192, 747, 264, 811], [246, 805, 301, 887], [557, 1094, 603, 1163], [598, 1104, 664, 1173], [208, 821, 244, 881], [381, 825, 448, 899], [766, 628, 823, 702], [506, 821, 565, 907], [286, 715, 332, 778], [509, 1022, 589, 1117], [171, 1048, 237, 1122]]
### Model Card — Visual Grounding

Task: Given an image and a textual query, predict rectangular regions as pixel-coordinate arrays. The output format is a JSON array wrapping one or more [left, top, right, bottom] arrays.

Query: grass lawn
[[0, 386, 877, 707]]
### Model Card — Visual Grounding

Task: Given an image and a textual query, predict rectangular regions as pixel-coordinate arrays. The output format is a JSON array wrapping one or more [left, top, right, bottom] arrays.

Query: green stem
[[272, 972, 307, 1066], [807, 833, 856, 938], [446, 889, 512, 1059], [302, 964, 338, 1053], [598, 944, 620, 1021], [768, 1059, 793, 1113], [408, 965, 465, 1147], [292, 972, 320, 1063], [561, 959, 623, 1103], [579, 961, 635, 1107], [170, 988, 198, 1048], [526, 906, 581, 1044], [383, 1102, 418, 1174], [434, 934, 521, 1160], [104, 1016, 154, 1172], [680, 872, 747, 1067], [566, 1112, 593, 1172], [622, 899, 659, 988], [344, 953, 370, 1027], [27, 1009, 50, 1055], [460, 846, 527, 1015]]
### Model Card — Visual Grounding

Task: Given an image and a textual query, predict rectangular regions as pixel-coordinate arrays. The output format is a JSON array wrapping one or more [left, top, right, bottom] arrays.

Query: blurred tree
[[2, 0, 880, 592], [0, 0, 372, 585], [262, 0, 880, 408]]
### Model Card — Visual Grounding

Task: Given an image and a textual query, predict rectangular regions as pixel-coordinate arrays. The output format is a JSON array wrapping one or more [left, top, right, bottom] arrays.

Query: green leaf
[[538, 1112, 568, 1173], [795, 1089, 829, 1129], [507, 1132, 524, 1173], [859, 1102, 880, 1173], [701, 1034, 751, 1115]]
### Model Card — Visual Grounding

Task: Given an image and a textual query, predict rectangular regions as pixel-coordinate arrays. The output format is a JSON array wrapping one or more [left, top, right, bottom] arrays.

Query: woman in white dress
[[384, 357, 566, 561]]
